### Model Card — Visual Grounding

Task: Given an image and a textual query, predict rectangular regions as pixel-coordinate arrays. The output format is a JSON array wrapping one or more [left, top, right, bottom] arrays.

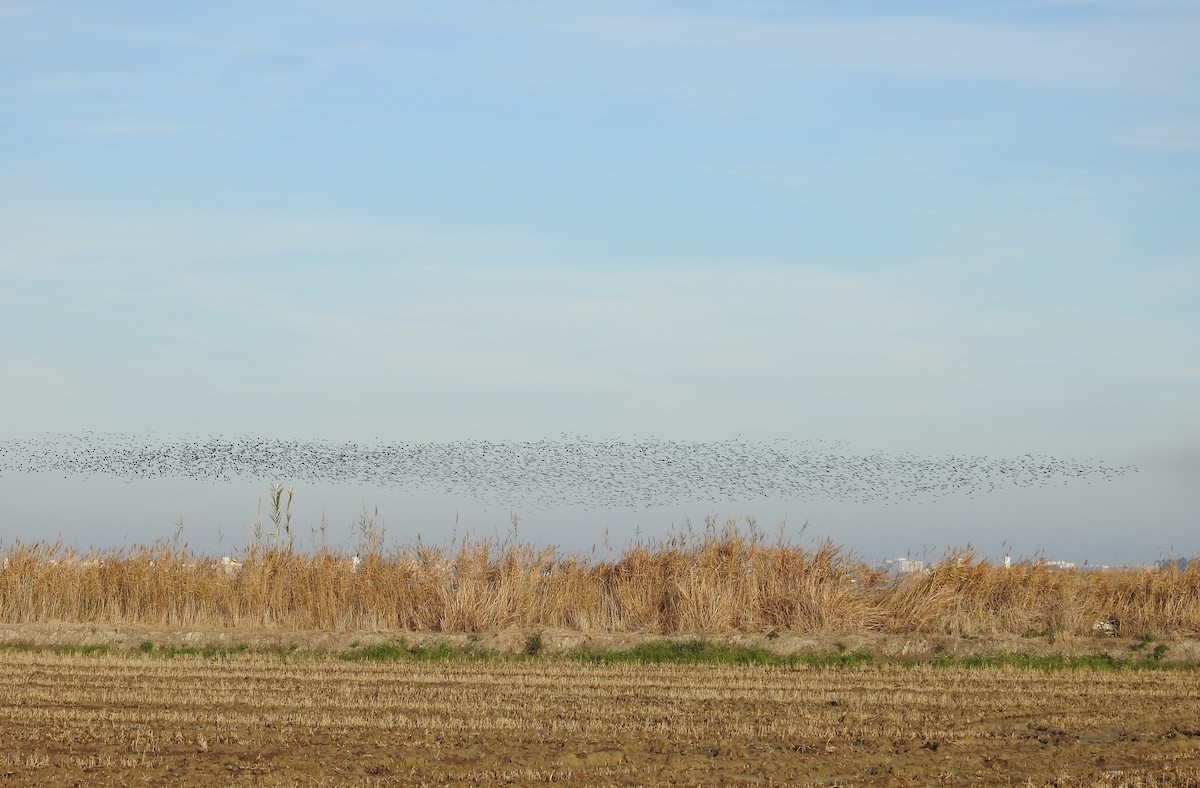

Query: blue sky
[[1, 1, 1197, 562]]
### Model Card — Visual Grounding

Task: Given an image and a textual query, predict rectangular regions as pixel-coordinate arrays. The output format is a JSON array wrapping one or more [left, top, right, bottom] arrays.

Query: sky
[[1, 1, 1197, 564]]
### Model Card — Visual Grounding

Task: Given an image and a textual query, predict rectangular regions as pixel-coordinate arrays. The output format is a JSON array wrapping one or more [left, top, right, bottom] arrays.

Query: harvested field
[[1, 645, 1199, 786], [3, 531, 1199, 784]]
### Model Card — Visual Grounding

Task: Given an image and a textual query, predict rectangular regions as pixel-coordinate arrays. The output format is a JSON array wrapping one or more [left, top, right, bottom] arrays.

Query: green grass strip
[[337, 639, 501, 663], [570, 638, 875, 667], [0, 636, 1195, 671], [0, 641, 112, 657], [926, 651, 1191, 672]]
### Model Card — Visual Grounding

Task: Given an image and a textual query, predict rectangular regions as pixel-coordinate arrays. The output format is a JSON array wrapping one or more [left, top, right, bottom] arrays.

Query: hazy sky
[[2, 1, 1197, 563]]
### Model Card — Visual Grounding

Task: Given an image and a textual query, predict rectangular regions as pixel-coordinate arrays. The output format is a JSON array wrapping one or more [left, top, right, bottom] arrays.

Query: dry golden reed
[[2, 522, 1198, 636]]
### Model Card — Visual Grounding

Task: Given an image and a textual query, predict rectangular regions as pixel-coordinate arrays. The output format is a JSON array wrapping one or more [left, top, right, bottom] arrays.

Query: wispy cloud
[[1029, 0, 1197, 8], [1117, 121, 1200, 151], [64, 118, 184, 136], [8, 72, 132, 97], [134, 259, 1180, 448], [318, 1, 1198, 107]]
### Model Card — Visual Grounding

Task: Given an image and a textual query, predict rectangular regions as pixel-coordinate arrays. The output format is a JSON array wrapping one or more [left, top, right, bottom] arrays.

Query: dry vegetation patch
[[3, 526, 1199, 639], [3, 528, 1199, 783]]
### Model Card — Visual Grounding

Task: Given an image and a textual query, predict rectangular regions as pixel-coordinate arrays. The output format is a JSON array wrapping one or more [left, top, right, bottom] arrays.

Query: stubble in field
[[1, 649, 1199, 786]]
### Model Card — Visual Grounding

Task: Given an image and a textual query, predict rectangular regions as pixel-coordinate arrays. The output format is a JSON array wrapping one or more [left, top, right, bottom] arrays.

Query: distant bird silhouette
[[0, 432, 1135, 509]]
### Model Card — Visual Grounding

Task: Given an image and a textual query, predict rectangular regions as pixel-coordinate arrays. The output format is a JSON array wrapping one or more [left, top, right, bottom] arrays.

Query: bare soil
[[0, 625, 1198, 786]]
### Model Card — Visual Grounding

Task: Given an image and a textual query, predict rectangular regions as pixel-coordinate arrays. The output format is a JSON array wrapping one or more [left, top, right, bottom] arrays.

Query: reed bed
[[2, 524, 1198, 636]]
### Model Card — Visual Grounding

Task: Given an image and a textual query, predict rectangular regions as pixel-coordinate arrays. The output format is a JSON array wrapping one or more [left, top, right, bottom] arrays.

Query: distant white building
[[878, 557, 927, 576]]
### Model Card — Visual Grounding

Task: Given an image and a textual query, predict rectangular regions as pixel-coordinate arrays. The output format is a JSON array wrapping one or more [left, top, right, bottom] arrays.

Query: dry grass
[[888, 549, 1200, 638], [2, 521, 1199, 637]]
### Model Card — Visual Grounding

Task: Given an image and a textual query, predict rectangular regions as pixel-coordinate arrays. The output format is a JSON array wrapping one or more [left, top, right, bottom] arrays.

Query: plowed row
[[1, 651, 1198, 785]]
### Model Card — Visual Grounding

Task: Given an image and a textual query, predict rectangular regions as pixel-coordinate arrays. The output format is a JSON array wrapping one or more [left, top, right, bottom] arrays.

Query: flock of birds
[[0, 431, 1136, 510]]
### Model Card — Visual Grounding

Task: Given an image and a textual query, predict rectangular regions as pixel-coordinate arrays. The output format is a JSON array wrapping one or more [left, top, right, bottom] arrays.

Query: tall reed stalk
[[1, 525, 1197, 636]]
